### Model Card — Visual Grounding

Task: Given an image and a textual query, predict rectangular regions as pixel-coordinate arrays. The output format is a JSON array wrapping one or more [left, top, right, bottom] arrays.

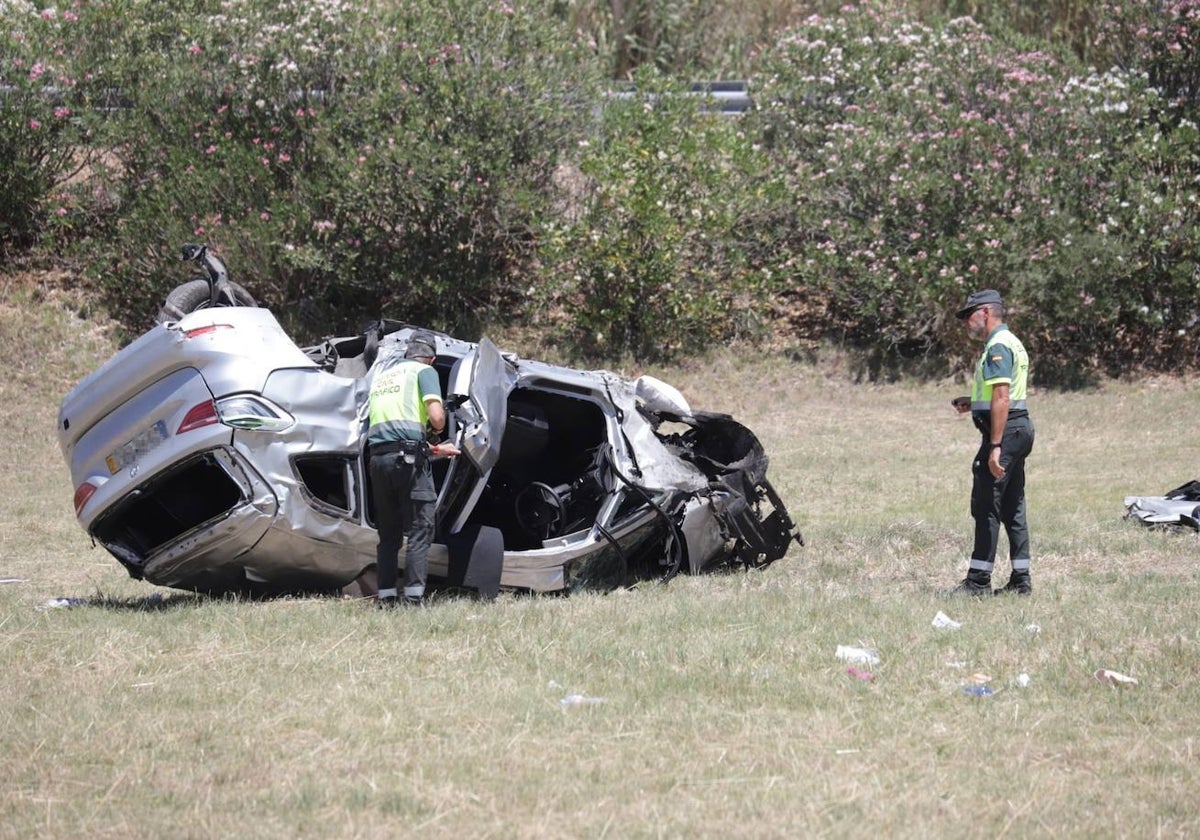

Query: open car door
[[440, 338, 517, 533]]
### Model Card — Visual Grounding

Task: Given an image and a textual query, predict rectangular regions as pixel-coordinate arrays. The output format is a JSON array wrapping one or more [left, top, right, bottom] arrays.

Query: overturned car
[[57, 251, 801, 597]]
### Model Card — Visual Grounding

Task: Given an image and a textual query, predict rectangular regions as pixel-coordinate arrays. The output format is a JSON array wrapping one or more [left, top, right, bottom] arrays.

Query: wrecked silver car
[[57, 252, 801, 597]]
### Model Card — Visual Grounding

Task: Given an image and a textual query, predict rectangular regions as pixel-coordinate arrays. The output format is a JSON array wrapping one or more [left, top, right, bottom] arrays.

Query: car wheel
[[156, 278, 257, 324]]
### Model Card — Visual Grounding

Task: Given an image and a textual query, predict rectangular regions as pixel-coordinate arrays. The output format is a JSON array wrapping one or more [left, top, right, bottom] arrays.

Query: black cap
[[404, 330, 437, 359], [956, 289, 1003, 320]]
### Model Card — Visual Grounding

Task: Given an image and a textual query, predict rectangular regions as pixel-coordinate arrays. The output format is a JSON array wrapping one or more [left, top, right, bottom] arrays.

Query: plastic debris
[[968, 673, 992, 685], [846, 666, 875, 682], [1015, 673, 1032, 688], [962, 684, 994, 697], [37, 597, 87, 611], [836, 645, 881, 666], [1026, 623, 1041, 635], [559, 693, 606, 709], [0, 577, 29, 585], [932, 610, 963, 630], [945, 660, 968, 670], [1094, 669, 1138, 688]]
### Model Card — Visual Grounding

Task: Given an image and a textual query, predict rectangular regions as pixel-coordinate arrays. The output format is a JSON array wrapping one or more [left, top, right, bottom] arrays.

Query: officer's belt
[[369, 439, 425, 456]]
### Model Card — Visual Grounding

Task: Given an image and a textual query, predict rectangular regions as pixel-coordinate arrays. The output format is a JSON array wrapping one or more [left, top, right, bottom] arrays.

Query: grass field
[[2, 284, 1198, 839]]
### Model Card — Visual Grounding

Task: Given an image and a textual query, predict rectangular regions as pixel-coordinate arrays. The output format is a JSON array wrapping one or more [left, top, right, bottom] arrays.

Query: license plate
[[106, 419, 168, 475]]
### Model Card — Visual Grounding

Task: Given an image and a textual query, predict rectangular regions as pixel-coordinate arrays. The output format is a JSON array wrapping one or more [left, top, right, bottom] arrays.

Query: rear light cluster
[[182, 324, 234, 339]]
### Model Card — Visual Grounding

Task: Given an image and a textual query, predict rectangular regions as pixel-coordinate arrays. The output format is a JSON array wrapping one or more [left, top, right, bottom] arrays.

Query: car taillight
[[74, 481, 98, 516], [183, 324, 234, 339], [215, 395, 295, 432], [177, 399, 219, 434]]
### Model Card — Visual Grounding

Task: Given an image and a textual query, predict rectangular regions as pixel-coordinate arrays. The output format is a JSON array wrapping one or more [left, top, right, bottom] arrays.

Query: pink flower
[[29, 120, 41, 130], [56, 207, 68, 217], [278, 153, 291, 163], [205, 145, 217, 155], [260, 212, 270, 221], [54, 107, 71, 118], [188, 44, 202, 56]]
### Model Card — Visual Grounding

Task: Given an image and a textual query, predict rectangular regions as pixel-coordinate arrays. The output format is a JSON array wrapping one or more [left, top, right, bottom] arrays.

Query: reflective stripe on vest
[[970, 327, 1029, 412], [368, 359, 430, 443]]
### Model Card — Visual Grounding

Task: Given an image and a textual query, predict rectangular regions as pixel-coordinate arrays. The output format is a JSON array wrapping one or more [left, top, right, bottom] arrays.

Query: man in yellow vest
[[951, 289, 1034, 596], [367, 330, 459, 607]]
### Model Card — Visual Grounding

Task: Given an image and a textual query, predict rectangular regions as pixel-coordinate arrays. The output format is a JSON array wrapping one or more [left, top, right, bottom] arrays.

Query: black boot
[[950, 569, 992, 597], [998, 572, 1031, 596]]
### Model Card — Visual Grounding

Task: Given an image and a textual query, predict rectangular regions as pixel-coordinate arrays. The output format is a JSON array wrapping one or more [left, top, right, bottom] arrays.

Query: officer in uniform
[[366, 331, 458, 607], [951, 289, 1034, 595]]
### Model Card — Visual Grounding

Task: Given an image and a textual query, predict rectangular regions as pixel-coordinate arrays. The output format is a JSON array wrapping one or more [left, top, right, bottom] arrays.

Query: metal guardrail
[[4, 80, 752, 115]]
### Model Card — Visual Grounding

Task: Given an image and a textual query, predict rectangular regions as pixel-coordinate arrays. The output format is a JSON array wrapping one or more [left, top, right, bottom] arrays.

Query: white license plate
[[106, 419, 168, 475]]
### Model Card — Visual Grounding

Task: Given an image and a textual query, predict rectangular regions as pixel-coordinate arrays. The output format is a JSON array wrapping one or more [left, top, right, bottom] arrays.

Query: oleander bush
[[536, 68, 781, 360], [748, 2, 1200, 379], [23, 0, 601, 340], [0, 1, 114, 254]]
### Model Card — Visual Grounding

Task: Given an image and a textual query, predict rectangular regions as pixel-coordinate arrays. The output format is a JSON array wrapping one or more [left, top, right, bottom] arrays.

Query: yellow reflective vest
[[970, 326, 1029, 413]]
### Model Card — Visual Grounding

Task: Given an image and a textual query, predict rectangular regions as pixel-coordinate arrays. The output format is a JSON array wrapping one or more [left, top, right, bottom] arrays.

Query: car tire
[[156, 278, 257, 324]]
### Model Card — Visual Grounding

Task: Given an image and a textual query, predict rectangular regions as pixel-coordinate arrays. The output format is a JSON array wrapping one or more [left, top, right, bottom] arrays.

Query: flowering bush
[[46, 0, 599, 338], [750, 2, 1200, 378], [537, 68, 779, 360], [0, 1, 109, 251]]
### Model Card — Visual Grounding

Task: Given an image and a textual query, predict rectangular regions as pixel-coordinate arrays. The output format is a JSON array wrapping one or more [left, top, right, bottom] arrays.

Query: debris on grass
[[846, 666, 875, 682], [36, 597, 87, 610], [932, 610, 962, 630], [559, 693, 606, 710], [962, 684, 994, 697], [835, 644, 880, 666], [1094, 668, 1138, 688]]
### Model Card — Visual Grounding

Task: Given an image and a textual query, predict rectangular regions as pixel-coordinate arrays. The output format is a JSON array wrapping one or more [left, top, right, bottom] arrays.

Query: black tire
[[156, 278, 257, 324]]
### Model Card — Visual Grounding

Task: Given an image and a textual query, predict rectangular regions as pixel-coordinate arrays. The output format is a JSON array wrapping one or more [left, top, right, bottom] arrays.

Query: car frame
[[58, 292, 801, 596]]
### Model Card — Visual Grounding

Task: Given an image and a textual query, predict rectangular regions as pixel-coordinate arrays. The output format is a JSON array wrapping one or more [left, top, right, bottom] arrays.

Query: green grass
[[2, 286, 1199, 838]]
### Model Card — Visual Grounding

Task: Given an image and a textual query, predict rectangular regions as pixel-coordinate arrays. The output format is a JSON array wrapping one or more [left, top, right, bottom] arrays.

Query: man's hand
[[988, 447, 1006, 479], [951, 396, 970, 414], [430, 441, 460, 458]]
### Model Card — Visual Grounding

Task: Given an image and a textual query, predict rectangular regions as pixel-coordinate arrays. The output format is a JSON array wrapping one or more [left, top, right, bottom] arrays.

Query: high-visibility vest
[[970, 327, 1029, 412], [367, 359, 433, 443]]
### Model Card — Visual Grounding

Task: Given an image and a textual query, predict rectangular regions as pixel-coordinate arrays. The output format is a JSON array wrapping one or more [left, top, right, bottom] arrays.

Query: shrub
[[67, 0, 601, 340], [0, 1, 108, 253], [536, 67, 778, 361], [748, 2, 1200, 380]]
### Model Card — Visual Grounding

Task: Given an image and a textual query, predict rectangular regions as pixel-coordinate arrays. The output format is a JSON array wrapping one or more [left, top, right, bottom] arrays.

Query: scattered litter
[[846, 666, 875, 682], [835, 749, 861, 755], [1026, 623, 1041, 635], [37, 597, 87, 611], [932, 610, 962, 630], [836, 645, 881, 666], [945, 660, 967, 670], [1015, 673, 1032, 688], [968, 673, 992, 685], [0, 578, 29, 585], [962, 684, 994, 697], [559, 694, 606, 709], [1094, 669, 1138, 688]]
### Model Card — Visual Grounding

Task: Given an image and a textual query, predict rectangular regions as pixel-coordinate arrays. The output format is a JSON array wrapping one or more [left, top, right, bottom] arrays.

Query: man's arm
[[988, 383, 1009, 478], [426, 399, 446, 435]]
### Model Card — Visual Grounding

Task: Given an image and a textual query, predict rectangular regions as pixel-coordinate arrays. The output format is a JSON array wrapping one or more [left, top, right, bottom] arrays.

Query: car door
[[440, 337, 517, 533]]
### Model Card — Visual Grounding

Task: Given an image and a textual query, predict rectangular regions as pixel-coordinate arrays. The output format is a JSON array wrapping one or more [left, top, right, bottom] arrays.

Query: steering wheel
[[515, 481, 566, 541]]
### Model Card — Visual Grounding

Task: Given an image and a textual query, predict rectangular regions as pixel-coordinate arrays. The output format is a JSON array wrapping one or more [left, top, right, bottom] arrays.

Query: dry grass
[[2, 286, 1199, 839]]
